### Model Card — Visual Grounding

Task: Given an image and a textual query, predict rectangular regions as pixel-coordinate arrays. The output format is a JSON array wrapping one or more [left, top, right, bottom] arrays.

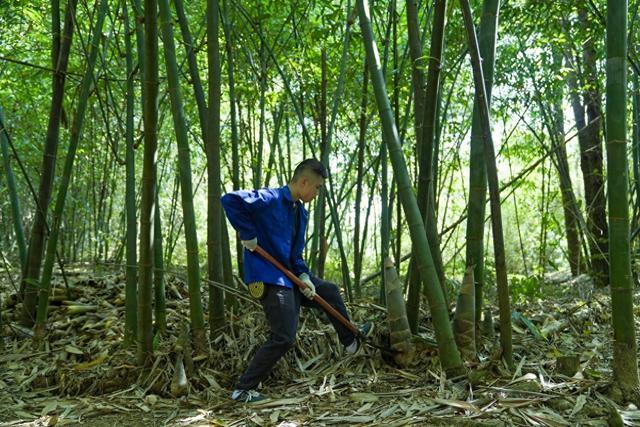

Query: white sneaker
[[231, 389, 269, 403]]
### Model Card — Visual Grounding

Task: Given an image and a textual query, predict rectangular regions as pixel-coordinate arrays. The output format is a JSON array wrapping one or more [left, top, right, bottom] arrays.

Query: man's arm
[[220, 190, 271, 240], [292, 254, 310, 277], [291, 206, 310, 276]]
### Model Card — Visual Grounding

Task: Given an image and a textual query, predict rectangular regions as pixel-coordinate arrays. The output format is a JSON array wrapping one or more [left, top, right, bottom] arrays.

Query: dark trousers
[[235, 275, 355, 391]]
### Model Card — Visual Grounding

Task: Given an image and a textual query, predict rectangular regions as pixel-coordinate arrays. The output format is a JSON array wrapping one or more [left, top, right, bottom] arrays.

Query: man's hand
[[241, 237, 257, 251], [299, 273, 316, 300]]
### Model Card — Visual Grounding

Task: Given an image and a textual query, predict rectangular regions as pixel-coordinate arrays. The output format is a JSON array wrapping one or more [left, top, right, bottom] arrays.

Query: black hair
[[291, 158, 328, 180]]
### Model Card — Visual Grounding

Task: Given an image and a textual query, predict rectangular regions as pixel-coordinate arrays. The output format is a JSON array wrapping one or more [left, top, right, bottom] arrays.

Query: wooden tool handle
[[254, 245, 359, 336]]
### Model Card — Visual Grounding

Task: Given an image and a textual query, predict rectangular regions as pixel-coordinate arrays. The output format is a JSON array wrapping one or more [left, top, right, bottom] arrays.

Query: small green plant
[[508, 274, 544, 304]]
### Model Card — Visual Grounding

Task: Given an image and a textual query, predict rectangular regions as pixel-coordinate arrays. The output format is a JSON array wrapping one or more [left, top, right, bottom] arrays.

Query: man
[[221, 158, 372, 403]]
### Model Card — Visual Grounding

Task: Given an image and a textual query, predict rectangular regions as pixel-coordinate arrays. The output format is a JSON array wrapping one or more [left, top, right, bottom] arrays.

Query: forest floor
[[1, 266, 640, 426]]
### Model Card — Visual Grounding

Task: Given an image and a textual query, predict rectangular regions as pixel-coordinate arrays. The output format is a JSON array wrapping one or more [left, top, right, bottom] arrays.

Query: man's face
[[300, 174, 324, 203]]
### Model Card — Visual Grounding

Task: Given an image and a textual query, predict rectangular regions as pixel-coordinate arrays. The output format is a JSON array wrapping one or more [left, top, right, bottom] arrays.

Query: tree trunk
[[605, 0, 639, 395]]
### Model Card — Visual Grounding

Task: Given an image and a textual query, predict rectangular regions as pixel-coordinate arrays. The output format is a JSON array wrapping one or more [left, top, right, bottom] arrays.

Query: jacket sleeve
[[220, 190, 271, 241], [291, 253, 310, 277], [291, 208, 310, 276]]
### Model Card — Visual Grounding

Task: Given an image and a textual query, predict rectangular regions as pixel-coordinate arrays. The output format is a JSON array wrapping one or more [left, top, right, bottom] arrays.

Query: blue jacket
[[221, 185, 310, 288]]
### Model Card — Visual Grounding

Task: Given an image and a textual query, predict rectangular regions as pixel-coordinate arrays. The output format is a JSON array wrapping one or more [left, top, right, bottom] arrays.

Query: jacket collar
[[281, 185, 294, 202]]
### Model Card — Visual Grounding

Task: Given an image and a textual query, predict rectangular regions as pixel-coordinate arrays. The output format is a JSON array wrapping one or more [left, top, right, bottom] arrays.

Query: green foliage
[[0, 0, 616, 304], [508, 274, 544, 304]]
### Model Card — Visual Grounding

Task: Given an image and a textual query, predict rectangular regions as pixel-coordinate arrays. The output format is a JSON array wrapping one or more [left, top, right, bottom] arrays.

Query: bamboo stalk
[[157, 0, 207, 349], [206, 0, 226, 333], [21, 0, 79, 327], [34, 0, 109, 339], [357, 0, 464, 375], [138, 0, 159, 366], [605, 0, 639, 395], [123, 0, 137, 346], [459, 0, 512, 369], [0, 107, 27, 270]]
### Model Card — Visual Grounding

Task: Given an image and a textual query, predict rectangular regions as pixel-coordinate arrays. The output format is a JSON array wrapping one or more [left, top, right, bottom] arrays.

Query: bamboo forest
[[1, 0, 640, 424]]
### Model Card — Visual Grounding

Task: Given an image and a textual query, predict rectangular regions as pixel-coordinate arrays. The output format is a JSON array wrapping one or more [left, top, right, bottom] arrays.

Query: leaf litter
[[1, 267, 639, 426]]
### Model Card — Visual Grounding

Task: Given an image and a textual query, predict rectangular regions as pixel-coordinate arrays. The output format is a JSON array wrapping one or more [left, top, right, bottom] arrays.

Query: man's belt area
[[247, 260, 295, 300], [247, 281, 266, 300]]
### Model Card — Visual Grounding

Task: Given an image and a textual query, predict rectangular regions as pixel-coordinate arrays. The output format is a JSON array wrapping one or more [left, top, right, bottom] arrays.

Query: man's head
[[289, 158, 328, 203]]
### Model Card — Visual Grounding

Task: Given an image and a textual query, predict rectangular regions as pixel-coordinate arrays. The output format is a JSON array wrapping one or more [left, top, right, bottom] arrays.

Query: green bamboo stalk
[[543, 49, 582, 276], [264, 107, 283, 189], [0, 107, 27, 269], [130, 0, 145, 103], [459, 0, 512, 369], [579, 6, 609, 288], [173, 0, 207, 142], [563, 53, 594, 272], [311, 2, 354, 280], [391, 0, 401, 302], [356, 0, 463, 375], [319, 4, 357, 295], [157, 0, 207, 349], [206, 0, 226, 333], [52, 0, 60, 70], [605, 0, 639, 394], [406, 0, 426, 153], [311, 48, 328, 277], [380, 141, 389, 306], [255, 33, 266, 189], [138, 0, 159, 366], [324, 186, 354, 300], [122, 0, 137, 346], [633, 74, 640, 245], [154, 191, 166, 333], [34, 0, 109, 339], [418, 0, 447, 291], [20, 0, 79, 327], [463, 0, 499, 335], [222, 0, 243, 279], [353, 61, 369, 299], [221, 213, 236, 310], [234, 2, 314, 153], [407, 0, 448, 332]]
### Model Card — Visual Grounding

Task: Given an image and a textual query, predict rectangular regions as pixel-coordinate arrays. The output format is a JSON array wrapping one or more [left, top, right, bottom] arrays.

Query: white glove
[[299, 273, 316, 300], [241, 237, 257, 251]]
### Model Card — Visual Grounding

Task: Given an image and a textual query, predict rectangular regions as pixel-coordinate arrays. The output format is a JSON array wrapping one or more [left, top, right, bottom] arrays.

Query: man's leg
[[302, 275, 356, 346], [235, 285, 300, 391]]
